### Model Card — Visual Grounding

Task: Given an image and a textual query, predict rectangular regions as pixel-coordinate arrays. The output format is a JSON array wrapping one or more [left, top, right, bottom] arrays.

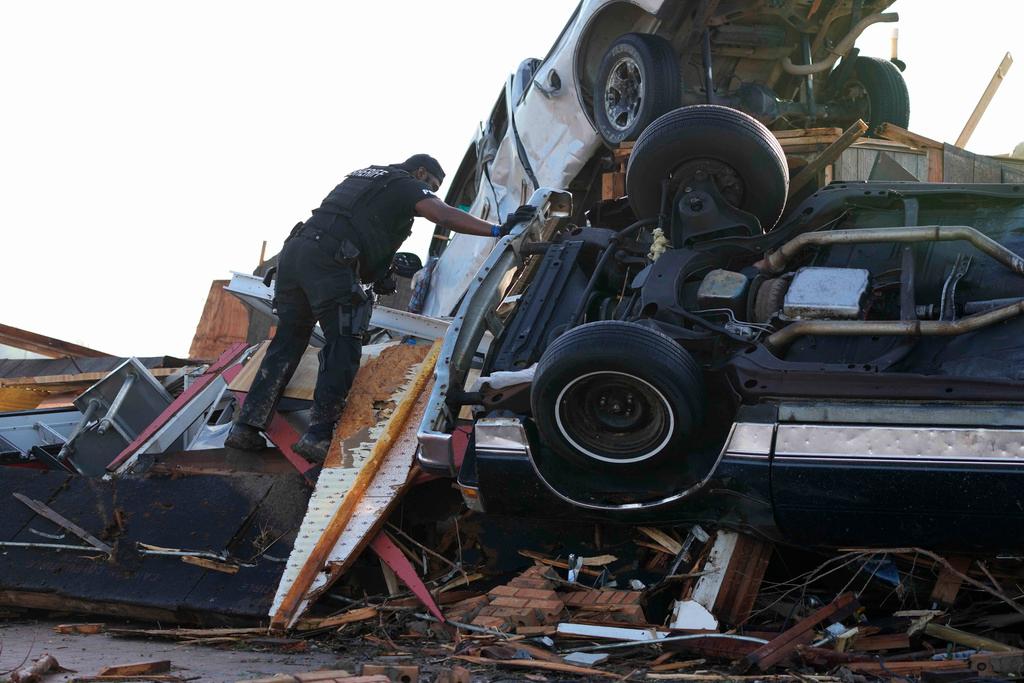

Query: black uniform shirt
[[307, 167, 438, 281]]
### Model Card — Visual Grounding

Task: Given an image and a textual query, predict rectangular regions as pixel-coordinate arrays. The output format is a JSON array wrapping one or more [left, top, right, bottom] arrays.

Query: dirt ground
[[0, 619, 358, 683], [0, 618, 544, 683]]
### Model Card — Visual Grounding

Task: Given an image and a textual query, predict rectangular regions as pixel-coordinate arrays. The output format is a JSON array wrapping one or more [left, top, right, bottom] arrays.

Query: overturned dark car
[[418, 105, 1024, 553]]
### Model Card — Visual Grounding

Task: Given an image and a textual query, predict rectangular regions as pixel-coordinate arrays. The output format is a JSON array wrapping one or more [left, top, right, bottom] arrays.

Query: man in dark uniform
[[225, 154, 535, 461]]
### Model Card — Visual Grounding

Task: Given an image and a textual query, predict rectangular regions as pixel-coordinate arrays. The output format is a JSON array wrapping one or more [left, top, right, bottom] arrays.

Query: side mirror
[[393, 252, 424, 278]]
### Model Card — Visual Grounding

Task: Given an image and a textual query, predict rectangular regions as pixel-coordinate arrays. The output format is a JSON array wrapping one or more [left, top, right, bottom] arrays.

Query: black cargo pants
[[236, 232, 368, 439]]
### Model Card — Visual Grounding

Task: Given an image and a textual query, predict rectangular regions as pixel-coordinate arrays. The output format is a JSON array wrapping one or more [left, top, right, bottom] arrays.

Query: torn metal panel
[[0, 408, 77, 458], [109, 343, 248, 474], [61, 358, 175, 475]]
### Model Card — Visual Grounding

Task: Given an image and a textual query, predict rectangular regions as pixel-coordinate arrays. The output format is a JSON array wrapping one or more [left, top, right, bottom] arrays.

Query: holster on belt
[[334, 239, 361, 267]]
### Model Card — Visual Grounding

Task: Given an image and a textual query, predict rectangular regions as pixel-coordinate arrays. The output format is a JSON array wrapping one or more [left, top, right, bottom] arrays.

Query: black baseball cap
[[403, 153, 445, 182]]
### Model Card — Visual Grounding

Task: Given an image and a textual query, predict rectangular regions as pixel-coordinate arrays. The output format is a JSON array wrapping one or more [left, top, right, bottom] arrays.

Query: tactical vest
[[319, 165, 416, 281]]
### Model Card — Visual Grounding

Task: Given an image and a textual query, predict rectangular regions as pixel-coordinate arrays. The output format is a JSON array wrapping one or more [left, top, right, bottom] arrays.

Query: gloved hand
[[372, 274, 398, 296], [497, 204, 538, 236]]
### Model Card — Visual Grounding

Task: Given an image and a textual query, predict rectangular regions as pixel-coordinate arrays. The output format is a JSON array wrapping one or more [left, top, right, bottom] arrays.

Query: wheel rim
[[554, 371, 675, 464], [670, 158, 746, 209], [603, 56, 645, 132], [839, 79, 873, 122]]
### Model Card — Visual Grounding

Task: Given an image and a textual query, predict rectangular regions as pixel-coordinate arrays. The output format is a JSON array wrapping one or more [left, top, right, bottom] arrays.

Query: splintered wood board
[[228, 340, 406, 402], [308, 388, 430, 601], [227, 342, 320, 401], [269, 342, 436, 628]]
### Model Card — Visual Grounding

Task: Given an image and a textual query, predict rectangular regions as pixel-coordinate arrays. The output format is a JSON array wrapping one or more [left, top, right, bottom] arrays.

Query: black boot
[[224, 423, 267, 451], [292, 431, 332, 463]]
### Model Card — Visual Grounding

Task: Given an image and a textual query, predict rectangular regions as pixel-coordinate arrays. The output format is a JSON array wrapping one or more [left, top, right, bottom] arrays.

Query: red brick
[[485, 608, 539, 626], [521, 565, 553, 577], [449, 595, 489, 611], [523, 598, 564, 611], [487, 585, 519, 598], [471, 616, 508, 629], [508, 578, 555, 590], [490, 596, 530, 608], [513, 587, 560, 601]]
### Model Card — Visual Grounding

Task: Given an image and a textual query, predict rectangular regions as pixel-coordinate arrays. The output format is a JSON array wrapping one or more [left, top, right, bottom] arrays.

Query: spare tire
[[594, 33, 680, 145], [531, 321, 704, 469], [832, 56, 910, 133], [626, 105, 789, 230]]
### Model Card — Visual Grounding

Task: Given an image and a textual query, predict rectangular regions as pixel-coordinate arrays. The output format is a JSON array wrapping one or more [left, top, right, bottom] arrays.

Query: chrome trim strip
[[776, 424, 1024, 462]]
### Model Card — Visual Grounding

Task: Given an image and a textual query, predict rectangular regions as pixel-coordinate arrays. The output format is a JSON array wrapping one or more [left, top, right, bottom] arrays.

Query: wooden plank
[[601, 172, 625, 200], [0, 591, 181, 624], [517, 550, 602, 577], [956, 52, 1014, 148], [774, 127, 842, 139], [692, 532, 738, 614], [943, 145, 976, 182], [269, 342, 440, 631], [637, 527, 683, 555], [0, 323, 110, 359], [877, 123, 943, 150], [857, 149, 877, 181], [54, 623, 105, 634], [228, 342, 320, 401], [848, 659, 969, 677], [188, 279, 252, 361], [180, 556, 239, 574], [850, 633, 910, 651], [713, 534, 772, 626], [454, 656, 618, 679], [294, 606, 378, 631], [238, 673, 389, 683], [788, 120, 868, 197], [974, 156, 1003, 183], [927, 146, 944, 182], [851, 137, 927, 152], [106, 626, 267, 639], [13, 493, 113, 554], [742, 593, 857, 672], [924, 622, 1018, 652], [98, 661, 171, 677], [929, 555, 972, 606], [0, 387, 44, 411], [837, 149, 858, 181], [778, 135, 841, 147], [0, 367, 179, 388]]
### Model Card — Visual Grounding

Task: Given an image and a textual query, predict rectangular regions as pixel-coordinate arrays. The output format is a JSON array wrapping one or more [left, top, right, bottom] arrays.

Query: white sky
[[2, 1, 1021, 358]]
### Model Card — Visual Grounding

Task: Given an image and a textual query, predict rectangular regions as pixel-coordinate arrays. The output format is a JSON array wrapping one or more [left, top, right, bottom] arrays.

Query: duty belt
[[299, 224, 362, 269]]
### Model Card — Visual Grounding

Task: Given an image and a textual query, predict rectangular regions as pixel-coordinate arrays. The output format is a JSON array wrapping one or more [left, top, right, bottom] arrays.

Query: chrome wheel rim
[[603, 56, 645, 132]]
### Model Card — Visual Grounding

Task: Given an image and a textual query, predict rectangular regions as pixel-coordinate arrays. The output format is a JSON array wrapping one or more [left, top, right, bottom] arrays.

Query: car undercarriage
[[418, 105, 1024, 554]]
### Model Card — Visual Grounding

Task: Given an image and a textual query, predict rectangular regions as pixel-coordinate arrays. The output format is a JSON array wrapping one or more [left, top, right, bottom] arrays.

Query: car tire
[[626, 105, 790, 230], [594, 33, 680, 146], [833, 56, 910, 133], [531, 321, 704, 470]]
